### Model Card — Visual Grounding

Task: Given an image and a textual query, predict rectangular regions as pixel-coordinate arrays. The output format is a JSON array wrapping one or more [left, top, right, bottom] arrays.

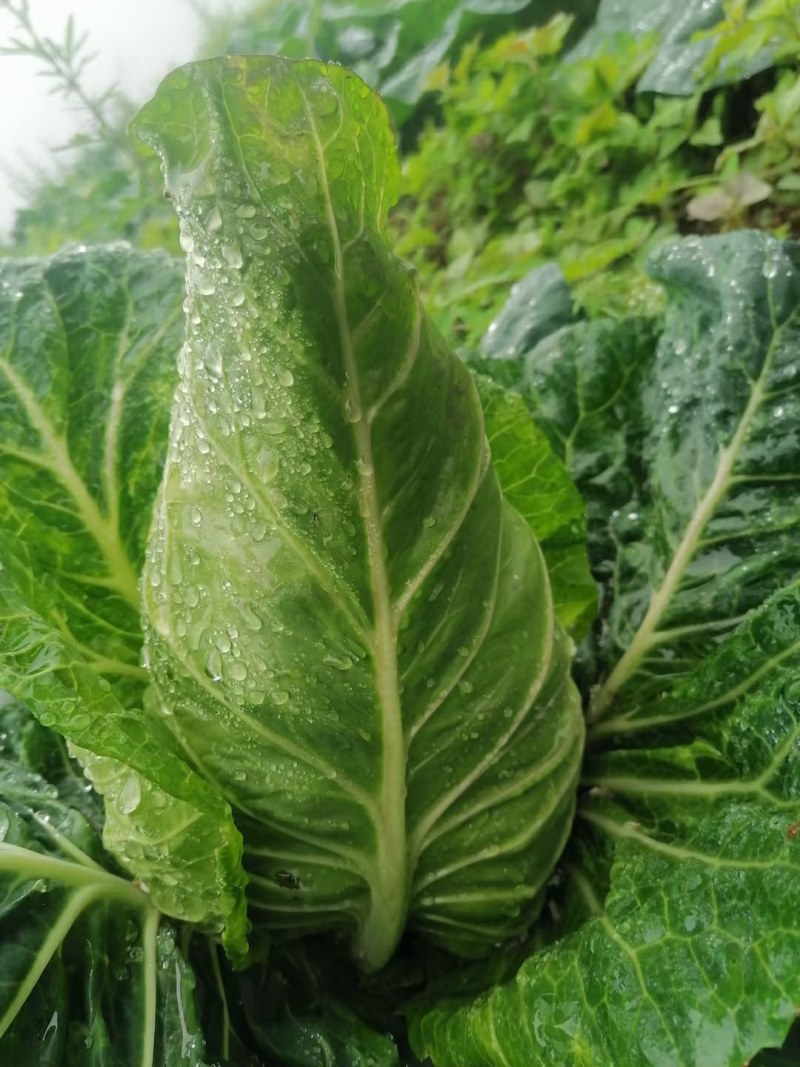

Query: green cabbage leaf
[[132, 55, 585, 971], [0, 699, 211, 1065], [0, 247, 248, 957], [410, 233, 800, 1064]]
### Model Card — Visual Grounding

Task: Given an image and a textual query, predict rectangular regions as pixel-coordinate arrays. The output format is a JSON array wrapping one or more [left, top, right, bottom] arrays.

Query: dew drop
[[223, 243, 244, 269], [205, 649, 223, 681], [118, 775, 142, 815], [323, 654, 352, 671], [195, 274, 216, 297], [205, 206, 223, 232]]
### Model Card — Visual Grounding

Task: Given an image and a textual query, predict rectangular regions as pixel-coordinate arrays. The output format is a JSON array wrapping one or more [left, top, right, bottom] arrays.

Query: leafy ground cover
[[0, 2, 799, 1065]]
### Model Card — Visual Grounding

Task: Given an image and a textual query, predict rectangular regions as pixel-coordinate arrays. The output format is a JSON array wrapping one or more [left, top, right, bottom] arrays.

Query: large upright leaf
[[0, 702, 212, 1066], [0, 246, 248, 955], [132, 56, 584, 971]]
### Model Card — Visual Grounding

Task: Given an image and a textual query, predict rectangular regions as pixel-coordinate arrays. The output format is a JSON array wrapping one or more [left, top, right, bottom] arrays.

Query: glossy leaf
[[0, 246, 180, 685], [0, 247, 248, 955], [474, 376, 596, 638], [133, 56, 584, 970], [589, 233, 800, 730], [0, 702, 211, 1065], [570, 0, 776, 94], [478, 310, 657, 581], [479, 263, 575, 365], [410, 579, 800, 1066]]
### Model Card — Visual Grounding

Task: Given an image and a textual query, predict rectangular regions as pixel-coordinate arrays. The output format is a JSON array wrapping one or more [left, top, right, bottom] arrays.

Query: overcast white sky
[[0, 0, 248, 234]]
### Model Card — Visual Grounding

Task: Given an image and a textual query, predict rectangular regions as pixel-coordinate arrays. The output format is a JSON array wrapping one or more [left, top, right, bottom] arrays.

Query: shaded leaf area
[[134, 55, 583, 969], [185, 930, 424, 1067], [410, 579, 800, 1066], [0, 692, 101, 831], [237, 964, 400, 1067], [0, 700, 211, 1066], [479, 263, 576, 364], [0, 246, 248, 956], [475, 285, 657, 584], [474, 375, 596, 639], [570, 0, 778, 94], [222, 0, 598, 126]]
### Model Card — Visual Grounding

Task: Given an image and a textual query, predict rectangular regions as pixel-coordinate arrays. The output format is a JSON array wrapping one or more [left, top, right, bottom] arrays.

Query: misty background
[[0, 0, 247, 234]]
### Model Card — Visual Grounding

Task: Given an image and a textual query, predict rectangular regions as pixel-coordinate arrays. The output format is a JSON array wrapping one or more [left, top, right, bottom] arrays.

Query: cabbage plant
[[0, 54, 799, 1067]]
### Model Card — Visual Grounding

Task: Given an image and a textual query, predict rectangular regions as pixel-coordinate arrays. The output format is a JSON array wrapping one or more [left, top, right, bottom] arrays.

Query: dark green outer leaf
[[477, 309, 658, 583], [133, 55, 583, 970], [487, 233, 800, 735], [0, 246, 248, 956], [225, 0, 598, 120], [591, 233, 800, 730], [570, 0, 774, 94], [410, 580, 800, 1066], [479, 263, 575, 365], [0, 708, 212, 1066], [0, 246, 181, 689]]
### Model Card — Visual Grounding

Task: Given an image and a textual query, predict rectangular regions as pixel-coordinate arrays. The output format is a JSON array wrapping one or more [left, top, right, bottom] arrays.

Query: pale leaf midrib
[[298, 80, 407, 966], [592, 330, 780, 721], [0, 883, 101, 1041], [0, 843, 148, 903], [582, 809, 797, 871], [141, 907, 160, 1067], [592, 633, 800, 738], [0, 354, 140, 609]]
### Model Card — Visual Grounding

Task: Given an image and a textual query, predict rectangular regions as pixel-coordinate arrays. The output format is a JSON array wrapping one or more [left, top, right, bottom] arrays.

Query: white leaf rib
[[0, 354, 140, 608], [298, 76, 408, 966], [0, 884, 102, 1042], [592, 317, 786, 721], [592, 635, 800, 739]]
